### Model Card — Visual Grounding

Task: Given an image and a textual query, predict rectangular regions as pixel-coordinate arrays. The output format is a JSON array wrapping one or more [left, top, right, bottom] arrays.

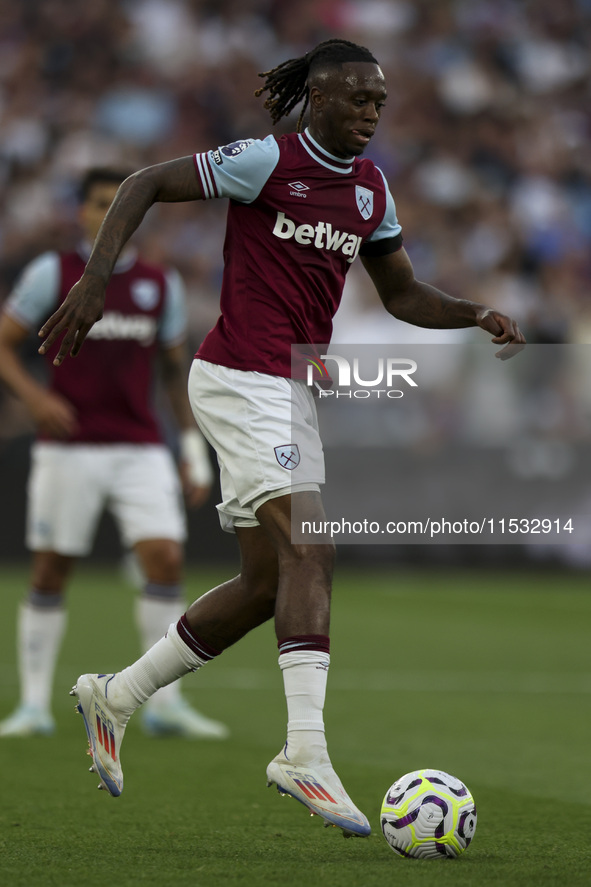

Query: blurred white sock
[[18, 593, 67, 713], [135, 587, 185, 708]]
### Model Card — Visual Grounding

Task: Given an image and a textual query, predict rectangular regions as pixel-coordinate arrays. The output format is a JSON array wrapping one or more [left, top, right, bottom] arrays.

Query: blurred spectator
[[1, 0, 591, 446]]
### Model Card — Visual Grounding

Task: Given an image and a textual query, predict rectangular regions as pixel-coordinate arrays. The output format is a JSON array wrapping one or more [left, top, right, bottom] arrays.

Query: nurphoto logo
[[305, 353, 418, 400]]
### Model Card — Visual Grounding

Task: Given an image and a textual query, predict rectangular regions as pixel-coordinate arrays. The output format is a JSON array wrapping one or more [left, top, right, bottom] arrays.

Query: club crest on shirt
[[221, 139, 254, 158], [274, 444, 300, 470], [131, 279, 159, 310], [356, 186, 374, 220]]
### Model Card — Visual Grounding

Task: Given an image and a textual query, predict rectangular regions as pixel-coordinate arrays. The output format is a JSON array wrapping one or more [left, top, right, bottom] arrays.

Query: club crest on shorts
[[274, 444, 300, 470], [356, 186, 374, 220]]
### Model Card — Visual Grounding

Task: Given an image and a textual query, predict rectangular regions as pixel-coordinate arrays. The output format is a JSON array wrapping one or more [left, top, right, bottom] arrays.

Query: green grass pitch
[[1, 562, 590, 886]]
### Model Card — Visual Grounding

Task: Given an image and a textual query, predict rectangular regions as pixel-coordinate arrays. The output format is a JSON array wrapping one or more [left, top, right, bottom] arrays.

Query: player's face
[[79, 183, 120, 242], [309, 62, 387, 158]]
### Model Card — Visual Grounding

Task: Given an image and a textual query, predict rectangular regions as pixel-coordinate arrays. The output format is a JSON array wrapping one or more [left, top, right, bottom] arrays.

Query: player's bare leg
[[182, 524, 279, 646]]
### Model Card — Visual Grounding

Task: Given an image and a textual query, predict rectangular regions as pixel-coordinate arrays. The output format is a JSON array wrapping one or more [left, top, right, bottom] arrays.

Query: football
[[380, 769, 477, 859]]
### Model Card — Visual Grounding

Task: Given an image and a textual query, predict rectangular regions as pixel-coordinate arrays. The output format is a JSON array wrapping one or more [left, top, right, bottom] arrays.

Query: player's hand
[[180, 466, 212, 509], [29, 391, 79, 438], [179, 429, 214, 508], [476, 309, 526, 360], [38, 276, 106, 365]]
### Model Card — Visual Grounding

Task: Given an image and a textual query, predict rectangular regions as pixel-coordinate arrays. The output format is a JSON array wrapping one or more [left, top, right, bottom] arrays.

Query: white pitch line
[[182, 667, 591, 695], [2, 666, 589, 695]]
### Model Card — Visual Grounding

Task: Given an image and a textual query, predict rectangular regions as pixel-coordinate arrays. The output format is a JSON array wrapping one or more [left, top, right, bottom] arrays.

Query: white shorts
[[188, 359, 325, 532], [27, 442, 187, 556]]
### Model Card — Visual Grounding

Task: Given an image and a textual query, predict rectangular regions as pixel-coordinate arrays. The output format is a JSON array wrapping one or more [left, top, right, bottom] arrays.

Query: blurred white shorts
[[188, 359, 325, 532], [27, 442, 186, 556]]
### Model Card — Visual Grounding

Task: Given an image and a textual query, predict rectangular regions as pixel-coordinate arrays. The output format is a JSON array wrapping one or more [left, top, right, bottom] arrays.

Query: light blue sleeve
[[195, 135, 280, 203], [3, 252, 60, 329], [158, 267, 187, 346], [365, 168, 403, 242]]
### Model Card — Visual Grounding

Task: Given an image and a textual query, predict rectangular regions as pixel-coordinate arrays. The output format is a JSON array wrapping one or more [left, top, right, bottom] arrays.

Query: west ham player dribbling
[[38, 40, 524, 837]]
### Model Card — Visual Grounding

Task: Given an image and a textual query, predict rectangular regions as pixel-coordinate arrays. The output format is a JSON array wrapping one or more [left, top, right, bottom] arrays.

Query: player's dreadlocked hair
[[255, 39, 378, 133]]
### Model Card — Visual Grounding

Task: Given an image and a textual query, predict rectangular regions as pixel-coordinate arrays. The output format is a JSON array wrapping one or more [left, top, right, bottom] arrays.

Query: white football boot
[[0, 705, 55, 737], [266, 745, 371, 838], [70, 674, 131, 797]]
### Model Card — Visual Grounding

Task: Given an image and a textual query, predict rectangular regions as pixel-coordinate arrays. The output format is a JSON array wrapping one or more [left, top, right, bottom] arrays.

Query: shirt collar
[[298, 128, 355, 174]]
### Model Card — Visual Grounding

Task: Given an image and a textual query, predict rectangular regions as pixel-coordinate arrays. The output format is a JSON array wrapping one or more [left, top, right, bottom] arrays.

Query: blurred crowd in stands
[[0, 0, 590, 429]]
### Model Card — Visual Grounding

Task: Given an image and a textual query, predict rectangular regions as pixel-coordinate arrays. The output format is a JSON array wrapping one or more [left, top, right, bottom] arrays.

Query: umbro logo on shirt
[[289, 181, 309, 199]]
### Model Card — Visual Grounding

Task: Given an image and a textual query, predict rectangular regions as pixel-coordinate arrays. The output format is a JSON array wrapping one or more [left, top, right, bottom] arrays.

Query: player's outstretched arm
[[361, 249, 525, 358], [39, 157, 204, 365]]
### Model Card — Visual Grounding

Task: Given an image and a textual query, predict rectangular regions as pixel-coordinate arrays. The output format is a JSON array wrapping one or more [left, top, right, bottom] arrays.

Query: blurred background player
[[0, 167, 228, 741]]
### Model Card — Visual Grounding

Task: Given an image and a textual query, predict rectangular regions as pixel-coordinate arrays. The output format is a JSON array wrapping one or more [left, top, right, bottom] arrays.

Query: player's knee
[[240, 561, 279, 605], [280, 540, 335, 575], [31, 552, 72, 592], [137, 539, 183, 584]]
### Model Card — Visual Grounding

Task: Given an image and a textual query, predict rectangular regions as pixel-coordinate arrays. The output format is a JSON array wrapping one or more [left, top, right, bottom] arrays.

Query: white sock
[[111, 621, 209, 715], [135, 590, 185, 708], [279, 650, 330, 763], [18, 596, 67, 713]]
